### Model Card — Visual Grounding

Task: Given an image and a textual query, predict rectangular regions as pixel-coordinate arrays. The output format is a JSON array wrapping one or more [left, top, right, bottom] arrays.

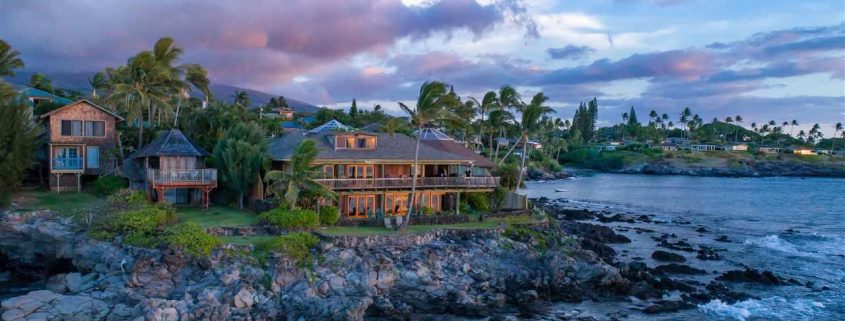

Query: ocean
[[522, 172, 845, 321]]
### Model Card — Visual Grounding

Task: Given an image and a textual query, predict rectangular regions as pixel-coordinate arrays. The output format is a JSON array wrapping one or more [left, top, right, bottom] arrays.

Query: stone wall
[[316, 227, 504, 249]]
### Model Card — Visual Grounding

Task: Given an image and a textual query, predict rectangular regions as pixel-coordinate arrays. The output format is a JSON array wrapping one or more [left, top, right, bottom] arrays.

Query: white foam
[[698, 296, 827, 321], [743, 235, 801, 255]]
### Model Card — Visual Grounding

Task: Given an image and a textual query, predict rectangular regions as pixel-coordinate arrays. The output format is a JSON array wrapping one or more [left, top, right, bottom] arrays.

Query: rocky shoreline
[[616, 160, 845, 178], [0, 200, 825, 321]]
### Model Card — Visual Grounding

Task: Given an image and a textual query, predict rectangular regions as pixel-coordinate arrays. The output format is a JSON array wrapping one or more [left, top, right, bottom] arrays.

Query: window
[[84, 121, 105, 137], [346, 195, 376, 217], [335, 135, 376, 150], [336, 137, 347, 149], [322, 165, 334, 178], [345, 165, 374, 178], [61, 120, 83, 136]]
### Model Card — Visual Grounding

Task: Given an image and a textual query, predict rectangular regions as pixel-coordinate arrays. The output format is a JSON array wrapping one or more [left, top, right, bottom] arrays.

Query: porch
[[146, 169, 218, 209], [315, 176, 500, 190]]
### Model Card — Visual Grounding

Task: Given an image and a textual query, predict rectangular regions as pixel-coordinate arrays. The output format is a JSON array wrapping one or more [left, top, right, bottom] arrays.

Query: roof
[[416, 128, 453, 141], [39, 99, 125, 120], [268, 129, 496, 167], [281, 121, 302, 129], [133, 129, 210, 158], [19, 87, 73, 105], [308, 119, 349, 133]]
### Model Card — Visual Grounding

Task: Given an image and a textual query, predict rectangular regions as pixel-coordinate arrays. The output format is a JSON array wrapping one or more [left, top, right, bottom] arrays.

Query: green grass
[[176, 206, 259, 228], [14, 190, 104, 214], [319, 214, 544, 236], [220, 235, 275, 246]]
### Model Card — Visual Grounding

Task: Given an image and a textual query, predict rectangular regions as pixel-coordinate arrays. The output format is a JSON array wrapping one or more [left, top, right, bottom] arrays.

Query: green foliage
[[214, 122, 268, 208], [489, 186, 508, 212], [259, 208, 319, 228], [559, 148, 626, 170], [319, 206, 340, 226], [164, 222, 222, 257], [106, 188, 148, 210], [90, 205, 176, 246], [493, 163, 520, 190], [503, 226, 555, 252], [421, 206, 435, 215], [94, 176, 129, 196], [0, 96, 40, 203], [255, 232, 319, 262], [264, 139, 335, 209], [465, 193, 490, 212]]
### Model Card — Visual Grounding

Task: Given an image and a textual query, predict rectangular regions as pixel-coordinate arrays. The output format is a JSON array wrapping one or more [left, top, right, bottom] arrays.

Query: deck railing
[[52, 157, 83, 170], [315, 176, 499, 190], [146, 169, 217, 185]]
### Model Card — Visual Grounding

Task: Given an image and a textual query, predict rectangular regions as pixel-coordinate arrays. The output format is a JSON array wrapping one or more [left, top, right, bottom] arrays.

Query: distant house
[[40, 100, 124, 192], [689, 144, 717, 152], [278, 107, 294, 120], [793, 147, 817, 156], [814, 149, 832, 155], [723, 143, 748, 151], [657, 144, 678, 152], [663, 137, 690, 145], [20, 87, 73, 106], [122, 129, 217, 208], [598, 141, 622, 151], [757, 146, 782, 154]]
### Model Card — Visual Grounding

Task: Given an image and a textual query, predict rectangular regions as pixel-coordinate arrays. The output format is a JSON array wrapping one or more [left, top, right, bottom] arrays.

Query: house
[[663, 137, 690, 145], [122, 129, 217, 208], [723, 143, 748, 151], [20, 87, 73, 106], [757, 146, 782, 154], [689, 144, 717, 152], [598, 141, 622, 151], [40, 100, 124, 192], [793, 147, 817, 156], [278, 107, 294, 120], [815, 149, 832, 155], [656, 144, 678, 152], [264, 122, 499, 220]]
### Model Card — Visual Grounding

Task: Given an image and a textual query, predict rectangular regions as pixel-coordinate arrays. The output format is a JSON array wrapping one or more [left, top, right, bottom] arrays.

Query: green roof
[[19, 87, 73, 105]]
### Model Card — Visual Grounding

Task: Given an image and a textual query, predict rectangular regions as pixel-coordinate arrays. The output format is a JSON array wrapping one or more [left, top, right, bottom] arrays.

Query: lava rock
[[642, 300, 693, 314], [651, 250, 686, 262], [715, 269, 783, 285], [654, 264, 707, 275]]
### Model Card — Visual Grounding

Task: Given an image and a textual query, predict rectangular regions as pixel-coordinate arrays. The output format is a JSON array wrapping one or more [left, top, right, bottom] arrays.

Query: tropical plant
[[233, 90, 250, 108], [264, 139, 335, 209], [213, 123, 268, 208], [259, 208, 319, 228], [0, 96, 40, 203], [0, 39, 24, 77], [88, 71, 107, 98], [832, 122, 843, 159], [500, 92, 555, 189], [397, 81, 460, 228]]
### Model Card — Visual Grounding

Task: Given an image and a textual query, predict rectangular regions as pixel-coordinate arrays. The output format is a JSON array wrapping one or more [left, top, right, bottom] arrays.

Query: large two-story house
[[264, 120, 499, 219], [40, 100, 124, 192]]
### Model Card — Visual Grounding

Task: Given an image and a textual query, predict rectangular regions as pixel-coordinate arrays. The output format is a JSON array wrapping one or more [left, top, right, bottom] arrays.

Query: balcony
[[146, 169, 218, 187], [315, 176, 500, 190], [52, 157, 83, 171]]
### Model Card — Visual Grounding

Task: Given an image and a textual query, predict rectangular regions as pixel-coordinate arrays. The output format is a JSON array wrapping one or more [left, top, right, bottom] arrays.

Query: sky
[[1, 0, 844, 135]]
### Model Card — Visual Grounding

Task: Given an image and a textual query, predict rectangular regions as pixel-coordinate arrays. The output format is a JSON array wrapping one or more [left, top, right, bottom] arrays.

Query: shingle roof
[[133, 129, 210, 157], [269, 128, 495, 167], [39, 99, 124, 120]]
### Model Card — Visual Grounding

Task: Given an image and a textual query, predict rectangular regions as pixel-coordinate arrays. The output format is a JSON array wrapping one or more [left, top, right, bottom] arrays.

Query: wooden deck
[[315, 176, 499, 190], [146, 169, 218, 209]]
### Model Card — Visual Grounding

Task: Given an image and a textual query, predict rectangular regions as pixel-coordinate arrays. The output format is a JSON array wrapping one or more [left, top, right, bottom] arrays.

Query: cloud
[[546, 45, 595, 60]]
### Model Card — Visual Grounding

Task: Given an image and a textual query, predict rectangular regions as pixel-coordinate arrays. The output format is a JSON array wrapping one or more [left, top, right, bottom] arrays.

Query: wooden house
[[122, 129, 217, 208], [263, 121, 499, 220], [40, 100, 124, 192]]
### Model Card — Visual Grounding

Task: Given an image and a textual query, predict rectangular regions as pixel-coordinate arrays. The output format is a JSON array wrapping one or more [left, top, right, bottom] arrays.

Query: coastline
[[558, 159, 845, 178]]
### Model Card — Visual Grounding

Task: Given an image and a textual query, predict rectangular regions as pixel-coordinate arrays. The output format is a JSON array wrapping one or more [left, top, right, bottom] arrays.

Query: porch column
[[456, 192, 460, 215], [76, 173, 81, 192]]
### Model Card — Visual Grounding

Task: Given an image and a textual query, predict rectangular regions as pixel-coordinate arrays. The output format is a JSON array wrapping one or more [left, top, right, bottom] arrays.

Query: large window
[[345, 164, 374, 178], [385, 193, 409, 215], [346, 195, 376, 218], [335, 135, 376, 150], [61, 120, 105, 137]]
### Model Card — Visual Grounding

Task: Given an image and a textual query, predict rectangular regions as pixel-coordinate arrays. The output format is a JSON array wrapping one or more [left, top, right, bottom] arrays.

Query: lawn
[[177, 206, 259, 228], [12, 189, 104, 214]]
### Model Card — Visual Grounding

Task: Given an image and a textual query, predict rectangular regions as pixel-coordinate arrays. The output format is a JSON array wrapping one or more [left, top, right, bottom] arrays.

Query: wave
[[744, 234, 845, 257], [698, 297, 827, 321], [743, 235, 802, 255]]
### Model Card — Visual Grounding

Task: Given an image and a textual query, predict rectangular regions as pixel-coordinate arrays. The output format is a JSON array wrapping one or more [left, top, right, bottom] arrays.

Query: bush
[[164, 222, 222, 257], [465, 193, 490, 212], [90, 204, 176, 247], [319, 206, 340, 226], [107, 188, 148, 210], [256, 232, 319, 262], [259, 208, 319, 228], [94, 175, 129, 196], [421, 206, 435, 215]]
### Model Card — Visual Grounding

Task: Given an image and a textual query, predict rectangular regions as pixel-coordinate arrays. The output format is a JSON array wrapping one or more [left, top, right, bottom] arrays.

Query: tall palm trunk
[[401, 126, 423, 229], [499, 134, 521, 165], [516, 134, 528, 190]]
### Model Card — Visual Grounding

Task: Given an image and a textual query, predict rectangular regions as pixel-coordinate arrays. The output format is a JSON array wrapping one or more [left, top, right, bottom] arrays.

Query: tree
[[106, 51, 172, 149], [831, 122, 843, 159], [513, 93, 555, 189], [0, 39, 25, 77], [264, 139, 336, 209], [29, 73, 53, 92], [493, 85, 519, 162], [88, 71, 107, 98], [734, 115, 743, 142], [232, 91, 250, 108], [349, 99, 358, 117], [0, 96, 40, 204], [397, 81, 459, 228], [379, 117, 409, 136], [679, 107, 691, 139], [213, 123, 267, 209], [790, 120, 798, 138]]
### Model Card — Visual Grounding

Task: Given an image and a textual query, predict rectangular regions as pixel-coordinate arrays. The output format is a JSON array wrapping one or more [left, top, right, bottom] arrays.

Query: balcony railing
[[146, 169, 217, 186], [315, 176, 500, 190], [52, 157, 83, 170]]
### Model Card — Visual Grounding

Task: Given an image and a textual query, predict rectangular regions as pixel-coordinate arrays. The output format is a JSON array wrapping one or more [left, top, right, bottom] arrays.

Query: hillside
[[7, 71, 321, 113]]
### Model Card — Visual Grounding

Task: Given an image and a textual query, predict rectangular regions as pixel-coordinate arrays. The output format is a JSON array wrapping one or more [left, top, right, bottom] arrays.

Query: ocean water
[[522, 173, 845, 321]]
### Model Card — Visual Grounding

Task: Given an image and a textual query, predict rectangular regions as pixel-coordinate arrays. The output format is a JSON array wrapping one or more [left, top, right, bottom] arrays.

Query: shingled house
[[262, 120, 498, 219], [122, 129, 217, 208], [40, 99, 124, 192]]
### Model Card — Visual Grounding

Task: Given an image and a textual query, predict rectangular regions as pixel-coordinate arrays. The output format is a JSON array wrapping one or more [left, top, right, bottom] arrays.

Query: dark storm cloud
[[545, 45, 596, 60]]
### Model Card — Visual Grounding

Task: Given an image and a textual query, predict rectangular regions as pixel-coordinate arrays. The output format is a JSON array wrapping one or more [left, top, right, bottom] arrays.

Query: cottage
[[689, 144, 717, 152], [40, 100, 124, 192], [793, 147, 817, 156], [122, 129, 217, 208], [723, 143, 748, 151], [263, 122, 499, 220]]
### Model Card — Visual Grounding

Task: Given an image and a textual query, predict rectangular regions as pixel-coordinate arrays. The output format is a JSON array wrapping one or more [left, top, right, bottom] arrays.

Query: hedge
[[259, 208, 319, 228], [319, 206, 340, 226]]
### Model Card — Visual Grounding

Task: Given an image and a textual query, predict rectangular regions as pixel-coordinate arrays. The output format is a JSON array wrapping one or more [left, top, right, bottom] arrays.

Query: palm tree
[[29, 73, 53, 93], [724, 116, 733, 142], [0, 39, 24, 77], [493, 86, 519, 163], [88, 71, 107, 98], [232, 90, 250, 108], [679, 107, 691, 139], [475, 91, 498, 156], [513, 92, 555, 189], [734, 115, 743, 142], [397, 81, 459, 228], [831, 122, 843, 159], [621, 112, 629, 140], [798, 130, 807, 142], [790, 120, 798, 138], [380, 117, 408, 136], [106, 51, 172, 148], [264, 139, 336, 209]]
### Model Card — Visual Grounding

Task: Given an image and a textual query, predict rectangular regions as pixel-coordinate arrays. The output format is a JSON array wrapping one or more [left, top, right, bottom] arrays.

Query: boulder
[[716, 269, 782, 285], [654, 264, 706, 275], [651, 250, 686, 262]]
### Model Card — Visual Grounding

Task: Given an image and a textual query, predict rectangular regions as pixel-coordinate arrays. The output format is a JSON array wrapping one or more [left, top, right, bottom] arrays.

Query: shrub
[[421, 206, 435, 215], [259, 208, 319, 228], [459, 203, 471, 214], [465, 193, 490, 212], [94, 175, 129, 196], [91, 205, 175, 246], [164, 222, 222, 257], [256, 232, 319, 262], [107, 188, 148, 210], [319, 206, 340, 226]]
